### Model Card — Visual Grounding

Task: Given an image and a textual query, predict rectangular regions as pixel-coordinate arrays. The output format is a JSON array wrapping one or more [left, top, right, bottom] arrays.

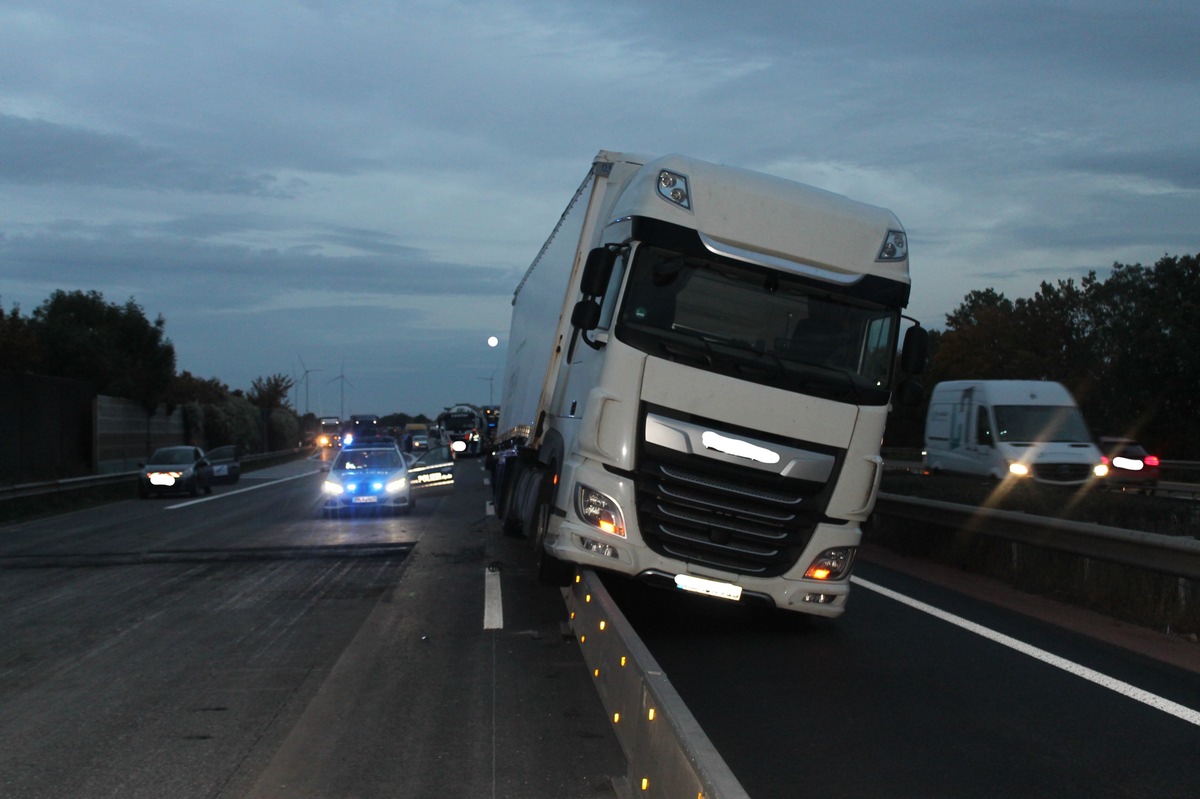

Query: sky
[[2, 0, 1197, 419]]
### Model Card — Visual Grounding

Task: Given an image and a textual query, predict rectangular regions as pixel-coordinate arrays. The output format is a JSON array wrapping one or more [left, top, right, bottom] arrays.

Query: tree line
[[0, 289, 299, 452], [900, 253, 1199, 458]]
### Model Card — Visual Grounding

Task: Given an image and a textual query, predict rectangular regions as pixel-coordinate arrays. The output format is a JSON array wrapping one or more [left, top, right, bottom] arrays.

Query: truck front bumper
[[547, 457, 860, 618]]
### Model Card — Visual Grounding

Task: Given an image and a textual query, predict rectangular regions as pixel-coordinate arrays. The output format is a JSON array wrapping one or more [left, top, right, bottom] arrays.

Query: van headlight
[[1008, 462, 1030, 477], [575, 484, 625, 538]]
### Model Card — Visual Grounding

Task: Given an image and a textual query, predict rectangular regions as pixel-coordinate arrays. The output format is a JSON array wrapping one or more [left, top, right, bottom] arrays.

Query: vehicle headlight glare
[[1093, 463, 1109, 478], [387, 478, 408, 493], [323, 480, 344, 495], [576, 484, 626, 538], [1008, 462, 1030, 477]]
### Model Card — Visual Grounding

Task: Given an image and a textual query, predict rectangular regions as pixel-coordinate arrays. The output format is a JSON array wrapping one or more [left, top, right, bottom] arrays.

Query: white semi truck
[[493, 150, 927, 618]]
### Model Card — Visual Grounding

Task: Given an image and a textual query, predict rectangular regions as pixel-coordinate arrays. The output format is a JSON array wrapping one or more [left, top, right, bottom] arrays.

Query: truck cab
[[495, 151, 927, 618]]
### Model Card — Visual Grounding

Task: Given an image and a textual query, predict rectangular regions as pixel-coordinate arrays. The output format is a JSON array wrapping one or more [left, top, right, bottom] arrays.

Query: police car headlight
[[323, 480, 344, 495], [386, 477, 408, 493]]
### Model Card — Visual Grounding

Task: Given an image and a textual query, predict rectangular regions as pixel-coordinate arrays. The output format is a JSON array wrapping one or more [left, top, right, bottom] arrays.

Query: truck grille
[[1031, 463, 1093, 483], [634, 456, 828, 577]]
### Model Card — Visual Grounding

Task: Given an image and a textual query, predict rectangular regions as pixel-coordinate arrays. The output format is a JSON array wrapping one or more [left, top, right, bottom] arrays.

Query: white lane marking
[[852, 576, 1200, 728], [166, 470, 324, 510], [484, 568, 504, 630]]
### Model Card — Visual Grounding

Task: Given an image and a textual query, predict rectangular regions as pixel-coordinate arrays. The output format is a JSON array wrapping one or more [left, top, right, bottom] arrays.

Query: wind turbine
[[477, 367, 498, 405], [297, 356, 322, 416], [328, 360, 353, 419]]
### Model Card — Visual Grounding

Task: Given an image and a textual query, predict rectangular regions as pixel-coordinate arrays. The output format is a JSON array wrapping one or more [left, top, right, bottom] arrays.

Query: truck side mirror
[[571, 298, 601, 332], [901, 325, 928, 375], [580, 247, 617, 297]]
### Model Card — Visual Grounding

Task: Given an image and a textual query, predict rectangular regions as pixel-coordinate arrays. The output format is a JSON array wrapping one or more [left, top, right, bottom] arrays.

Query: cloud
[[0, 222, 519, 308], [2, 0, 1198, 412], [0, 114, 301, 196], [1062, 149, 1200, 192]]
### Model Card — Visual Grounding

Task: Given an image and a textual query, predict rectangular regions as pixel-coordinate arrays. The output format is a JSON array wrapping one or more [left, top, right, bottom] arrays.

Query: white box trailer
[[494, 150, 927, 618], [923, 380, 1106, 484]]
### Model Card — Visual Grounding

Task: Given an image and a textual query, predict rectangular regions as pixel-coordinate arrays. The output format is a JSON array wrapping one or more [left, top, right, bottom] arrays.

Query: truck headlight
[[576, 484, 625, 538], [804, 547, 856, 581]]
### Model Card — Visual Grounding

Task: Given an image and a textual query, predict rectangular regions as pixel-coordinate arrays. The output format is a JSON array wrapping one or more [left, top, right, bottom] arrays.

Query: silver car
[[138, 446, 213, 498]]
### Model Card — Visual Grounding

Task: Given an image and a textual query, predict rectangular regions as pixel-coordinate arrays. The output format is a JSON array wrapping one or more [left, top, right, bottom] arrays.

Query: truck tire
[[532, 468, 573, 586], [499, 460, 526, 537]]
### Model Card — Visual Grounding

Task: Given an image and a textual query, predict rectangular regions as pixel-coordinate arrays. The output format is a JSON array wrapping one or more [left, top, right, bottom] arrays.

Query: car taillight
[[1101, 455, 1111, 465], [1144, 455, 1160, 467]]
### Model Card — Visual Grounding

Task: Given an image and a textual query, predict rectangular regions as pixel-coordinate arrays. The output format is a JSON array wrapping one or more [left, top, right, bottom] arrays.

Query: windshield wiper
[[658, 334, 714, 366], [704, 337, 787, 381]]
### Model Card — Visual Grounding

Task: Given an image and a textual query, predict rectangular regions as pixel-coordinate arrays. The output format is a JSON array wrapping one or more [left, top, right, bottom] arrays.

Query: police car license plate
[[352, 496, 378, 504]]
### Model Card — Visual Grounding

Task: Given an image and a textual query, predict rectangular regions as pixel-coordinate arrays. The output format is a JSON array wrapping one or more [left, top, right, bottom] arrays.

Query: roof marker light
[[657, 169, 692, 210], [876, 229, 908, 262]]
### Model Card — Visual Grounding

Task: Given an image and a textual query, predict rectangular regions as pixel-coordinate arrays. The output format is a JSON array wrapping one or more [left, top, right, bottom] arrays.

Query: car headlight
[[575, 484, 625, 538], [323, 480, 344, 495], [386, 477, 407, 493]]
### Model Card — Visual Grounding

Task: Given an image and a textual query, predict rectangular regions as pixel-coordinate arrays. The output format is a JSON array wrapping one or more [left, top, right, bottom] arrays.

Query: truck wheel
[[500, 495, 523, 536], [499, 461, 528, 537], [532, 472, 573, 586]]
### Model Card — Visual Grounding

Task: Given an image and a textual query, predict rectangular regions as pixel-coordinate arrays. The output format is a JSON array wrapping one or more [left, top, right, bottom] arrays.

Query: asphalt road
[[605, 552, 1200, 798], [0, 453, 623, 799], [3, 450, 1197, 798]]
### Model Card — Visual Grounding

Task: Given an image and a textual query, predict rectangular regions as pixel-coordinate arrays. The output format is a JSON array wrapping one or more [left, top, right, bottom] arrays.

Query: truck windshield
[[613, 246, 899, 405], [993, 406, 1092, 443]]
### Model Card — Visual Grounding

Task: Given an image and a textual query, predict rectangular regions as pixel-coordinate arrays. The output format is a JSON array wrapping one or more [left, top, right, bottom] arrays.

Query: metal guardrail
[[0, 448, 312, 503], [874, 492, 1200, 581], [564, 570, 749, 799]]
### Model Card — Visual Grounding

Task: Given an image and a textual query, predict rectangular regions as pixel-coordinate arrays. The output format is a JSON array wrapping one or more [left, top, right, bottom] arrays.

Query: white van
[[923, 380, 1107, 484]]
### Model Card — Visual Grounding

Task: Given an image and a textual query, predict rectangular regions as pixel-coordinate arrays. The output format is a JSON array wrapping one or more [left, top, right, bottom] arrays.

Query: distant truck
[[316, 416, 341, 448], [342, 414, 380, 446], [492, 150, 927, 618], [923, 380, 1106, 484], [437, 404, 486, 455]]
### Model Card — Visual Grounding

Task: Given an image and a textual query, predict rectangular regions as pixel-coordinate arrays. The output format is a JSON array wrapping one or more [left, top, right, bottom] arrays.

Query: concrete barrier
[[563, 569, 749, 799]]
